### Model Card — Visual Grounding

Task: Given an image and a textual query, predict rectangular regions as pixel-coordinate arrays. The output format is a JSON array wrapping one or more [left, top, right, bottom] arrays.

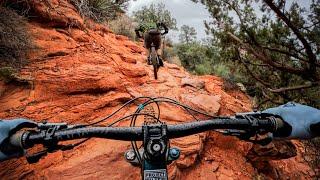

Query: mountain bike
[[146, 24, 168, 80], [8, 97, 290, 180]]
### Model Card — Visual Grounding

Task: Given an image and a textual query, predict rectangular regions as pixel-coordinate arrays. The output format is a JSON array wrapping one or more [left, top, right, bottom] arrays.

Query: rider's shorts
[[144, 29, 161, 50]]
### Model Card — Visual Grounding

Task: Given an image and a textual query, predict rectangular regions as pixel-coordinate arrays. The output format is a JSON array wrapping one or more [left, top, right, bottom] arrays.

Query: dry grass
[[303, 139, 320, 176], [0, 6, 35, 82], [108, 14, 136, 40], [70, 0, 128, 22], [0, 6, 34, 68]]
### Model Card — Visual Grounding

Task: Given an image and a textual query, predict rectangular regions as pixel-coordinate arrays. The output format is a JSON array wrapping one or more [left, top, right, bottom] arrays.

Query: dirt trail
[[0, 1, 315, 179]]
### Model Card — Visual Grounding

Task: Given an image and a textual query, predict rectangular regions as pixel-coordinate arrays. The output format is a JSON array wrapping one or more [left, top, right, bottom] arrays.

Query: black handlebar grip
[[272, 117, 292, 137], [9, 131, 25, 149], [310, 122, 320, 136]]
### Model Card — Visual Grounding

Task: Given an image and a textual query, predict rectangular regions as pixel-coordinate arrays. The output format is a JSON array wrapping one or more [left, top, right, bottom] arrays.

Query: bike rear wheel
[[151, 47, 158, 79]]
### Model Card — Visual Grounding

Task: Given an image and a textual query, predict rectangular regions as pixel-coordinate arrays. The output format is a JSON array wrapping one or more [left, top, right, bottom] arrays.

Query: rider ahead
[[135, 21, 168, 67]]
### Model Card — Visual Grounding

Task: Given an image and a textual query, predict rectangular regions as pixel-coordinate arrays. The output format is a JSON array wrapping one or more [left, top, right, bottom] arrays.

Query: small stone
[[166, 63, 181, 70], [308, 170, 316, 177], [180, 93, 221, 114], [304, 155, 313, 162], [219, 167, 234, 177], [181, 77, 205, 89], [218, 174, 233, 180], [212, 162, 220, 172], [204, 157, 214, 161]]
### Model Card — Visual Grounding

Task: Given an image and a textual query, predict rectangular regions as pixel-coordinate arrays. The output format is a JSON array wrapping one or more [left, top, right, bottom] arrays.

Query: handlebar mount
[[142, 123, 169, 179]]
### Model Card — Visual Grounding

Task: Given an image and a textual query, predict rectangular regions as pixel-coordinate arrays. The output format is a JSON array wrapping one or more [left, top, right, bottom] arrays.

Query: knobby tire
[[151, 47, 158, 79]]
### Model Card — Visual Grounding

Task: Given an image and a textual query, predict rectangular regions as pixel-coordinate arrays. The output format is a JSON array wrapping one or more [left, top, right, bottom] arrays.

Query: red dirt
[[0, 1, 316, 179]]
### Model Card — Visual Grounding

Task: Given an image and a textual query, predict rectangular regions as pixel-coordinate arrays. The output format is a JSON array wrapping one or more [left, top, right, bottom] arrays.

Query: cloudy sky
[[127, 0, 211, 42]]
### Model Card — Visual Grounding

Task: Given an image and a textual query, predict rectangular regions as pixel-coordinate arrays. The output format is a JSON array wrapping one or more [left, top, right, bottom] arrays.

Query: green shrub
[[132, 3, 177, 30], [108, 15, 136, 40], [195, 62, 212, 75], [174, 42, 211, 72], [212, 63, 230, 80], [162, 46, 176, 60], [0, 67, 17, 83]]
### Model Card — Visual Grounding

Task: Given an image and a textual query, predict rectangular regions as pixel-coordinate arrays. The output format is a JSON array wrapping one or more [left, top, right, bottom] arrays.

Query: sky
[[127, 0, 211, 42]]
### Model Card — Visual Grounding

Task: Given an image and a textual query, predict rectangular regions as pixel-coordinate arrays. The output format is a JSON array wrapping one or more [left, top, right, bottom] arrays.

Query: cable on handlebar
[[85, 96, 161, 126], [108, 113, 161, 127], [138, 97, 218, 119], [85, 96, 217, 128]]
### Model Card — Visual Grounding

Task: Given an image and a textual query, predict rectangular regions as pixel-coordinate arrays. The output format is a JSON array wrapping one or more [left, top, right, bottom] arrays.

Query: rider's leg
[[144, 32, 152, 65], [147, 49, 152, 65], [153, 34, 164, 67], [156, 49, 164, 67]]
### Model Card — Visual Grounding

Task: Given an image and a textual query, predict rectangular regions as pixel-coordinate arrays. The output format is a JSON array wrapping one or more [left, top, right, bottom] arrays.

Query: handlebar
[[10, 116, 285, 150], [157, 22, 168, 35], [1, 96, 298, 178]]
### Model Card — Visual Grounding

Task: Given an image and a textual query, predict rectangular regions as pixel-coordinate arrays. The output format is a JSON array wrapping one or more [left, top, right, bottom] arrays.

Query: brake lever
[[218, 129, 273, 146], [247, 135, 273, 146], [26, 144, 76, 164], [25, 122, 85, 164], [217, 129, 255, 140], [26, 150, 47, 164], [221, 112, 279, 146]]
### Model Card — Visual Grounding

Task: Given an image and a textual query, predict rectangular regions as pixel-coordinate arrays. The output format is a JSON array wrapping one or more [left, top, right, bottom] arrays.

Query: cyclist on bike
[[0, 102, 319, 161], [135, 21, 168, 67]]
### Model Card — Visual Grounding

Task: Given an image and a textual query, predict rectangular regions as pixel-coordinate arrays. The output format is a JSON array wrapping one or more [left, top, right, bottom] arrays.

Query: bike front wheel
[[151, 47, 158, 79]]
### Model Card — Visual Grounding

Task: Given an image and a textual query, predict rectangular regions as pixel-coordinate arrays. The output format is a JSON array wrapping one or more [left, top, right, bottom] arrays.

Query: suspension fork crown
[[143, 123, 168, 162], [142, 123, 168, 180]]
